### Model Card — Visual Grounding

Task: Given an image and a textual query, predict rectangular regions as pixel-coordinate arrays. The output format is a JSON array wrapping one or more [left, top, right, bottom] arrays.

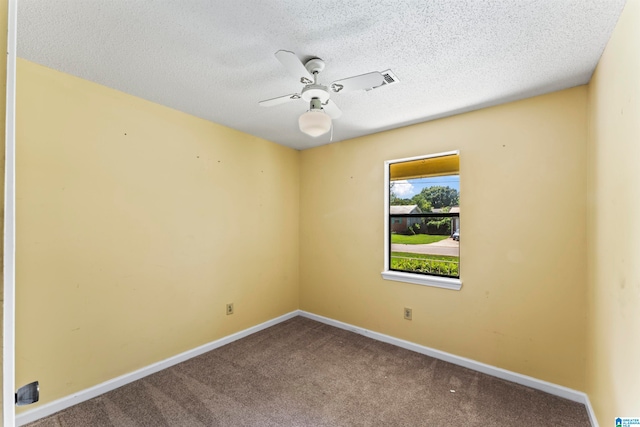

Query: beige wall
[[300, 87, 588, 390], [15, 59, 300, 408], [587, 0, 640, 423], [0, 0, 8, 422]]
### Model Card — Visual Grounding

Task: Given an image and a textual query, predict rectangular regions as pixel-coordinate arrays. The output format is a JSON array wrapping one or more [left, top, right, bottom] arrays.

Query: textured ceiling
[[18, 0, 626, 150]]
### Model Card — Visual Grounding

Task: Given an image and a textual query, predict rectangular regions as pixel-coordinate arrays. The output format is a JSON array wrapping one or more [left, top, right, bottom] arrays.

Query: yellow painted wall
[[300, 87, 588, 390], [586, 0, 640, 423], [0, 0, 7, 422], [15, 59, 300, 408]]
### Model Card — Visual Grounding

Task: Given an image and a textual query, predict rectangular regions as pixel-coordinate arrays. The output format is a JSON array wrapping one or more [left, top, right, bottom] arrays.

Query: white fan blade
[[330, 72, 384, 93], [259, 93, 301, 107], [323, 100, 342, 119], [275, 50, 313, 84]]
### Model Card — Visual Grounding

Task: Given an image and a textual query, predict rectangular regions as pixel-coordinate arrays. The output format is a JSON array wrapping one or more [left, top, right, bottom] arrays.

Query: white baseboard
[[17, 309, 599, 427], [584, 394, 599, 427], [15, 310, 299, 426], [298, 310, 598, 427]]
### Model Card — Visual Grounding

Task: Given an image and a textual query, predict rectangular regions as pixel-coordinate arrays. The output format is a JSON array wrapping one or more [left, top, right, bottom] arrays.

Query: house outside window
[[382, 151, 462, 290], [390, 205, 422, 232]]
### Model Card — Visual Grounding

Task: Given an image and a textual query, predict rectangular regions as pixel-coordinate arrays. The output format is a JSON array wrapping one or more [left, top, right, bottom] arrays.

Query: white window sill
[[381, 270, 462, 291]]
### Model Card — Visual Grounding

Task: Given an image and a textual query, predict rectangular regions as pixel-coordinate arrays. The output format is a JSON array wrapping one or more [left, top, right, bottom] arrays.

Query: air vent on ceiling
[[367, 69, 399, 90]]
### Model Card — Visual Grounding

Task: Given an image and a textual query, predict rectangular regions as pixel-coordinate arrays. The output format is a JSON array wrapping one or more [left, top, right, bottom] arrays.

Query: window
[[382, 151, 461, 290]]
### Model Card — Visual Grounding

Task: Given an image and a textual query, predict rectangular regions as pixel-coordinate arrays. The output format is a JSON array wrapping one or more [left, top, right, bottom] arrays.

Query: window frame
[[382, 150, 462, 291]]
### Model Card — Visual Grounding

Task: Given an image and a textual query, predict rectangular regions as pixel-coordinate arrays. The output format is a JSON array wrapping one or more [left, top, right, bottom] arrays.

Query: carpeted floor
[[25, 316, 590, 426]]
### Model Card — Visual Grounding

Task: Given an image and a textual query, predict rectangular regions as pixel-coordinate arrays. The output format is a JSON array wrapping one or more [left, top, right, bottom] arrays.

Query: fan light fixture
[[259, 51, 390, 138], [299, 98, 331, 137], [299, 109, 331, 137]]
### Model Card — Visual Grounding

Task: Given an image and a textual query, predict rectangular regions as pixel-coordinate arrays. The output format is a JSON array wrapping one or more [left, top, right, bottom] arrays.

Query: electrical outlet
[[226, 303, 234, 315], [404, 307, 412, 320]]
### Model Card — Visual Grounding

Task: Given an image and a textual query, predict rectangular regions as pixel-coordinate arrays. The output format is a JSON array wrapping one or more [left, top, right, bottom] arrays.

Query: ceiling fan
[[259, 50, 388, 137]]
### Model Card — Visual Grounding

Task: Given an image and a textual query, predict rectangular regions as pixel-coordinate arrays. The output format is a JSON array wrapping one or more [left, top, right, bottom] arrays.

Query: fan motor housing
[[301, 84, 330, 103]]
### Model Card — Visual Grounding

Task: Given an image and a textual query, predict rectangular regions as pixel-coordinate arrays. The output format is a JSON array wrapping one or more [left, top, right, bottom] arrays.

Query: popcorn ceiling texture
[[18, 0, 626, 150]]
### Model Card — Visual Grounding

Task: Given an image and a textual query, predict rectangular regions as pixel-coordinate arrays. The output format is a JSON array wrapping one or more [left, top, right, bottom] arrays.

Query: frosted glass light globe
[[298, 110, 331, 137]]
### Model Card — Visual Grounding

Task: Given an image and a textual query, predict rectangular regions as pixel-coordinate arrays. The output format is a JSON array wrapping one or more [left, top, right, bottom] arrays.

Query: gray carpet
[[26, 316, 590, 426]]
